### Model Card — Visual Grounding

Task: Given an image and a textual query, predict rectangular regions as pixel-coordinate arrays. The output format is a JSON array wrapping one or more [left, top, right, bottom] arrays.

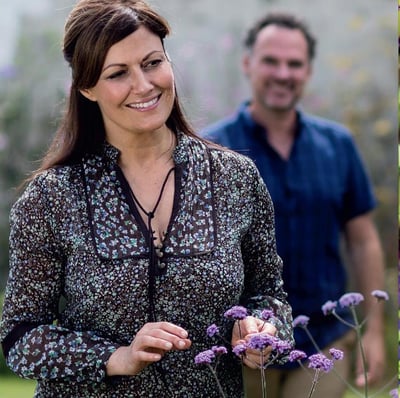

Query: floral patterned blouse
[[0, 133, 292, 397]]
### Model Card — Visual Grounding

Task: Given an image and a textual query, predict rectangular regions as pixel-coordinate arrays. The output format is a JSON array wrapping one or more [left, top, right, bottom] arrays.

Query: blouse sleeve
[[0, 173, 119, 382], [240, 163, 293, 347]]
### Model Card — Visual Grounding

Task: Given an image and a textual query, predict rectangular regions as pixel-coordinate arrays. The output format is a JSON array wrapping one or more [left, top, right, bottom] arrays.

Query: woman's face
[[81, 26, 175, 141]]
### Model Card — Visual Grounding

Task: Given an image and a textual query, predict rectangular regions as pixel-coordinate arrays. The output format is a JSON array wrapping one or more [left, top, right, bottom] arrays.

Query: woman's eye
[[107, 70, 126, 79], [144, 59, 163, 69]]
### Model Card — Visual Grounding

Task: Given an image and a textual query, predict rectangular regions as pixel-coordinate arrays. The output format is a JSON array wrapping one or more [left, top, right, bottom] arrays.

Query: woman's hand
[[231, 316, 276, 369], [106, 322, 191, 376]]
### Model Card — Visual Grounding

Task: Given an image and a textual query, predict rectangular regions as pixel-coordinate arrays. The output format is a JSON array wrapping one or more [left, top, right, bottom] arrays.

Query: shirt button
[[158, 262, 166, 270]]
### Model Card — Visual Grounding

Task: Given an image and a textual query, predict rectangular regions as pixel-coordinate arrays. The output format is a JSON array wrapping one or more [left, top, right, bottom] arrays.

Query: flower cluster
[[194, 289, 392, 398], [194, 345, 228, 365], [288, 348, 344, 372], [287, 345, 344, 398], [292, 290, 393, 398], [321, 290, 389, 316], [231, 332, 292, 367], [194, 344, 229, 397], [223, 305, 248, 320]]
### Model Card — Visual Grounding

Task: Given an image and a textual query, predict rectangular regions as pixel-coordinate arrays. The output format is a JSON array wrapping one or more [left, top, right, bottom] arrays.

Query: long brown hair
[[38, 0, 196, 172]]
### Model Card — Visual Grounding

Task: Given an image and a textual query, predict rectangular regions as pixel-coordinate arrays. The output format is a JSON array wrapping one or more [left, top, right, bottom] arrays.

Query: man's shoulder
[[200, 113, 241, 138], [300, 111, 352, 138], [200, 102, 250, 141]]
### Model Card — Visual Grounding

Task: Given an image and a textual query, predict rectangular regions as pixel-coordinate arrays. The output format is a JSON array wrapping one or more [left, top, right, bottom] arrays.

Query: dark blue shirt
[[201, 101, 376, 360]]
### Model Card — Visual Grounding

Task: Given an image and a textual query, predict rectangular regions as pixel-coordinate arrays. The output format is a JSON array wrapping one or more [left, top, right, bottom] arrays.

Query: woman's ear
[[79, 88, 97, 102]]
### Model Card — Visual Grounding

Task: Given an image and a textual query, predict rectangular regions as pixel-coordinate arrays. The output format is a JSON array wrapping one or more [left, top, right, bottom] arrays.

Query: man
[[201, 12, 386, 398]]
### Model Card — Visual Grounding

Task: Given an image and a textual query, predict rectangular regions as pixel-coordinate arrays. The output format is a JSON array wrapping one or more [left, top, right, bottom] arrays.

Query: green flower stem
[[237, 320, 243, 340], [331, 370, 363, 397], [302, 325, 363, 397], [207, 364, 227, 398], [297, 360, 314, 381], [302, 326, 322, 353], [369, 375, 398, 398], [260, 352, 267, 398], [331, 310, 357, 329], [307, 368, 320, 398], [349, 306, 369, 398]]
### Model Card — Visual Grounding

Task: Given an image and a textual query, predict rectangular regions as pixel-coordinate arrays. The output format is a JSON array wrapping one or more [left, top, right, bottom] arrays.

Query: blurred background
[[0, 0, 397, 396]]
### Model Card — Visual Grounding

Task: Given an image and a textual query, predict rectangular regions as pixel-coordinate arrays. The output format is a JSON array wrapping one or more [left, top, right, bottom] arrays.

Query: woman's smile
[[126, 94, 161, 111], [80, 26, 175, 138]]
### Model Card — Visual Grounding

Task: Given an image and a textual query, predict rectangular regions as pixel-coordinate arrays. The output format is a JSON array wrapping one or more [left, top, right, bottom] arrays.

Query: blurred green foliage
[[0, 2, 397, 396], [0, 22, 66, 286], [0, 0, 396, 289]]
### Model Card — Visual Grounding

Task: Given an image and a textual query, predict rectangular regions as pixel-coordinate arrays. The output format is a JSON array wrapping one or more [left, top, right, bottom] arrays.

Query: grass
[[0, 374, 396, 397], [344, 388, 397, 398], [0, 376, 35, 398]]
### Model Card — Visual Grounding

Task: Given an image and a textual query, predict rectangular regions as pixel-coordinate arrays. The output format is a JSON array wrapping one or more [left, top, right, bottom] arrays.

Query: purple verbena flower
[[371, 290, 389, 302], [260, 309, 274, 321], [232, 343, 247, 357], [308, 353, 334, 373], [224, 306, 248, 320], [272, 338, 293, 354], [329, 348, 344, 361], [206, 324, 220, 338], [211, 346, 228, 356], [322, 300, 337, 315], [247, 334, 274, 350], [194, 349, 215, 365], [288, 350, 307, 362], [292, 315, 310, 328], [339, 292, 364, 308], [389, 387, 399, 398]]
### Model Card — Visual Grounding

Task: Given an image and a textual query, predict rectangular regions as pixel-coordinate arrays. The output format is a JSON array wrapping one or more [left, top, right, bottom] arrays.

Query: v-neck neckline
[[116, 164, 182, 253]]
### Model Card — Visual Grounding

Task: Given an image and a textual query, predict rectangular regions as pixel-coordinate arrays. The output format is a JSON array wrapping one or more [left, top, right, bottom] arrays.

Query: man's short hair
[[243, 12, 317, 61]]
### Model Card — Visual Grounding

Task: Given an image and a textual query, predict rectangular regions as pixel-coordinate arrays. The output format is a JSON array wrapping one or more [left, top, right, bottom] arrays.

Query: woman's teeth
[[128, 97, 158, 109]]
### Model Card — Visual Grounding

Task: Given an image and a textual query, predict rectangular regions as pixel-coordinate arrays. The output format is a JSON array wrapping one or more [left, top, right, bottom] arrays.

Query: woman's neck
[[114, 129, 176, 173]]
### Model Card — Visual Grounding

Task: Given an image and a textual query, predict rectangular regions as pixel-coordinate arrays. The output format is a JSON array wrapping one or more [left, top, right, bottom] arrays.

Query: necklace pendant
[[155, 246, 164, 258]]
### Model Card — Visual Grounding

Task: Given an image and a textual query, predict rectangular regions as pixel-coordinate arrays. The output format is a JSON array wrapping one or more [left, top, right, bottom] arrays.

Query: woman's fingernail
[[178, 340, 186, 348]]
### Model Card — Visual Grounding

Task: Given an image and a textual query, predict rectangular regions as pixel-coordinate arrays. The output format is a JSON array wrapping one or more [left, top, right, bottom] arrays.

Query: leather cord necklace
[[129, 166, 176, 398], [128, 166, 175, 322]]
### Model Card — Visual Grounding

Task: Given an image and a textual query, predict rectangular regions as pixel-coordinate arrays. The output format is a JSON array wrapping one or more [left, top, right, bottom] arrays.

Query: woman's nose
[[130, 71, 153, 94]]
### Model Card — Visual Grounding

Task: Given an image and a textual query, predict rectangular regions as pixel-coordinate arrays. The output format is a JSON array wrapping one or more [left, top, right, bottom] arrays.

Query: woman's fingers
[[140, 321, 188, 341], [135, 332, 190, 354], [231, 316, 278, 369], [134, 348, 163, 363], [232, 316, 276, 346], [260, 321, 276, 336], [137, 322, 191, 351], [132, 322, 191, 358], [239, 345, 271, 369], [107, 322, 191, 376]]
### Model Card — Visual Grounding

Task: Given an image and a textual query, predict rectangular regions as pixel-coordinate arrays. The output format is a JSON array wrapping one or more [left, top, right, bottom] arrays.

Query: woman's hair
[[39, 0, 196, 171]]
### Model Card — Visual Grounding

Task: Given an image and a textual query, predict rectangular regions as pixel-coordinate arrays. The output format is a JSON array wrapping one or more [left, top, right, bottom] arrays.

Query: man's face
[[243, 25, 312, 114]]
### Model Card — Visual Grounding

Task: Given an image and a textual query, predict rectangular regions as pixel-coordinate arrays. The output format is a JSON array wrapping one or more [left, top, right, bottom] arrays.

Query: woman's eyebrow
[[102, 50, 165, 72]]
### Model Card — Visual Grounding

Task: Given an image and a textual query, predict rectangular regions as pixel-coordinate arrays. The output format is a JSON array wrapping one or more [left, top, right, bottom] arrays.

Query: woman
[[0, 0, 292, 396]]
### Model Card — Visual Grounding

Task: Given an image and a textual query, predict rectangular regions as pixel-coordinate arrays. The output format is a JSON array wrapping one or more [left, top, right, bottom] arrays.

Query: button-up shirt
[[1, 132, 292, 396], [202, 101, 376, 359]]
